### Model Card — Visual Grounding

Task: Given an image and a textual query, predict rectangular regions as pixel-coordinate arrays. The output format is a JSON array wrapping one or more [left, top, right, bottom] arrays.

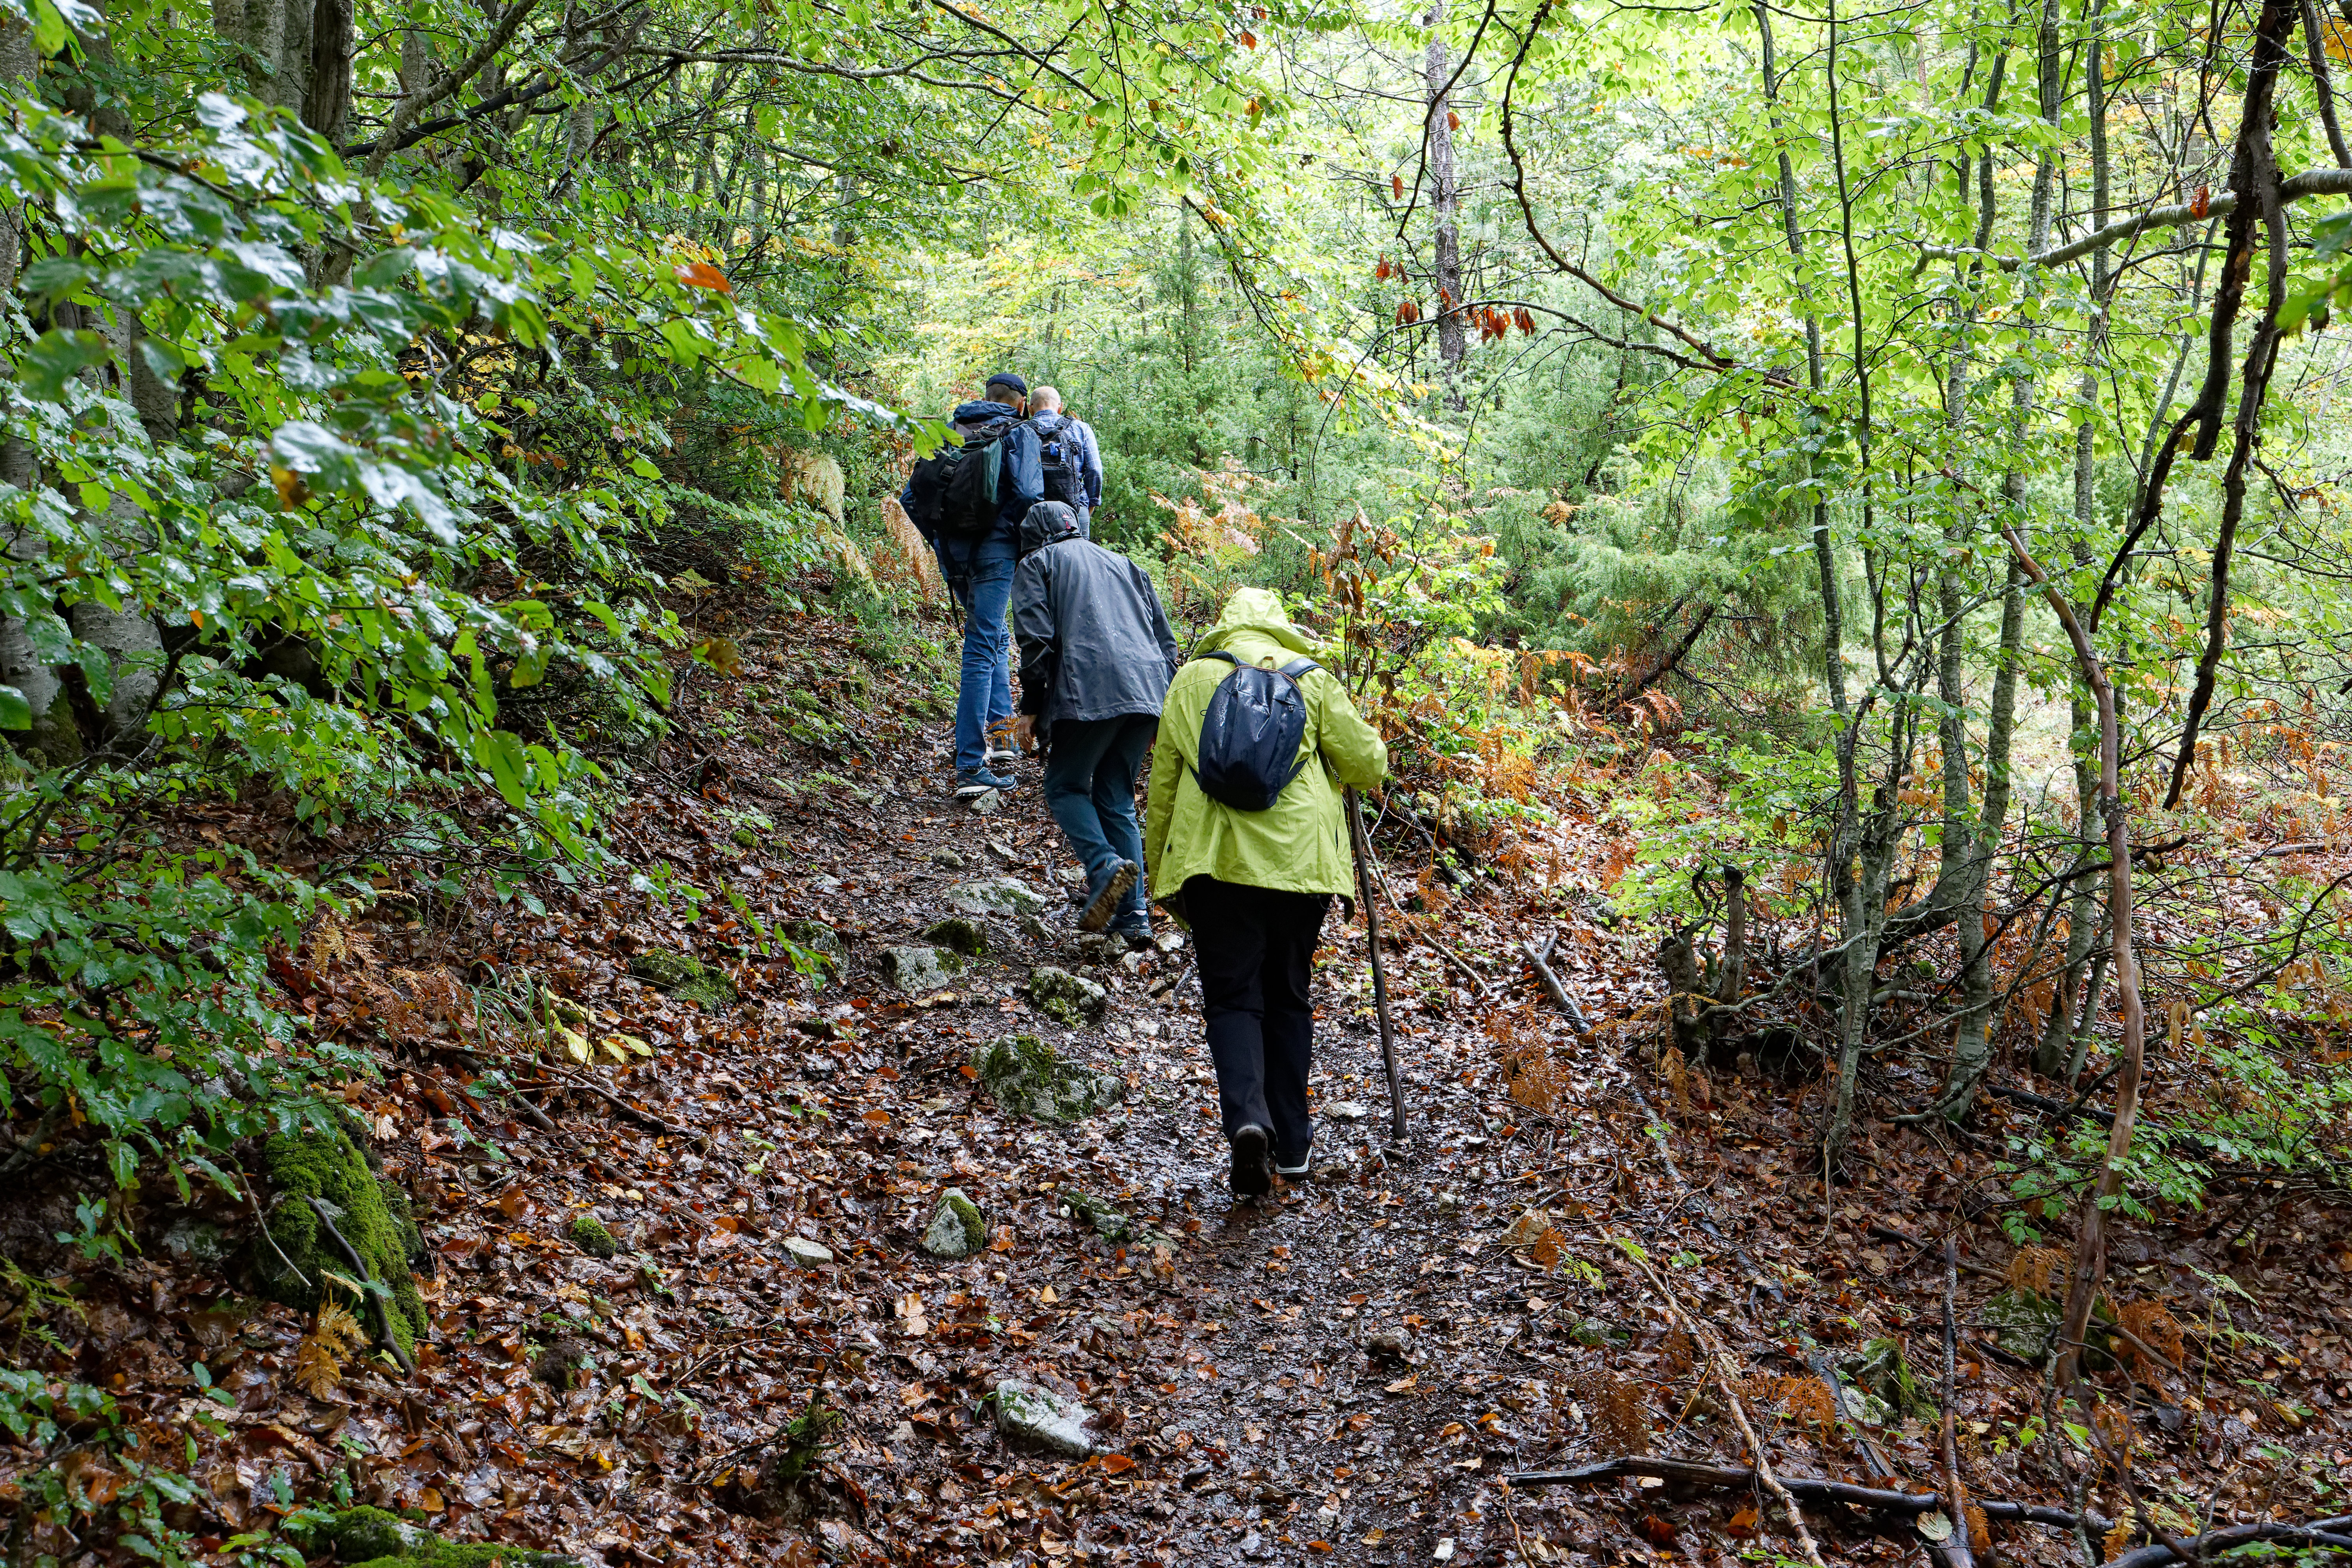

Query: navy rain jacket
[[1011, 502, 1179, 729], [898, 399, 1042, 541]]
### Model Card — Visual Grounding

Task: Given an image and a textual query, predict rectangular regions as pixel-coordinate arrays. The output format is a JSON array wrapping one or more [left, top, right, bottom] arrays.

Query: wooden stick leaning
[[1345, 786, 1408, 1140], [1610, 1240, 1829, 1568]]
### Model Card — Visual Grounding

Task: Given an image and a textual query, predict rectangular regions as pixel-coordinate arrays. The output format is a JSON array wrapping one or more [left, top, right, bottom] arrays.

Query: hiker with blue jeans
[[1009, 501, 1179, 947], [900, 373, 1043, 797]]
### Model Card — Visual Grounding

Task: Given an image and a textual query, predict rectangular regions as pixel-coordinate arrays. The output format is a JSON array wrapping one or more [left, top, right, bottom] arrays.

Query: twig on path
[[1523, 932, 1590, 1031], [1353, 824, 1493, 999], [545, 1066, 692, 1136], [1500, 1483, 1542, 1567], [1501, 1456, 2109, 1534], [1610, 1240, 1829, 1568]]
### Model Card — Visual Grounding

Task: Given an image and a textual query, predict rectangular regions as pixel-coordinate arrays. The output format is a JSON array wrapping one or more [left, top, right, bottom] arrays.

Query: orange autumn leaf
[[676, 261, 733, 292]]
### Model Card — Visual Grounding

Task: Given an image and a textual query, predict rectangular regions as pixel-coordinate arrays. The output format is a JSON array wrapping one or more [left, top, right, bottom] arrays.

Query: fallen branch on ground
[[1523, 932, 1591, 1031], [1610, 1243, 1830, 1568], [544, 1067, 693, 1136], [2103, 1515, 2352, 1568], [1502, 1457, 2108, 1534]]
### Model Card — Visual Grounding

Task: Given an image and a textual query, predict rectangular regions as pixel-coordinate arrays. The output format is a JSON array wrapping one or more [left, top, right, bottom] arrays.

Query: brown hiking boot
[[1076, 860, 1138, 934]]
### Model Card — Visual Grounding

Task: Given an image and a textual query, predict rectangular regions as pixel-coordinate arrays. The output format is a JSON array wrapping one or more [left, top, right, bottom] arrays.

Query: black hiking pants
[[1183, 876, 1331, 1165]]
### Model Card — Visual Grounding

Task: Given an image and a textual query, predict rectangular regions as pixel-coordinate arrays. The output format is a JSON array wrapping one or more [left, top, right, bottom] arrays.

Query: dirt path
[[24, 582, 2352, 1568]]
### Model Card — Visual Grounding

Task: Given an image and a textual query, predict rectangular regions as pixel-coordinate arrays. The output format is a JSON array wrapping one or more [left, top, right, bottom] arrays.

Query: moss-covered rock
[[566, 1214, 617, 1259], [254, 1131, 428, 1358], [921, 1189, 986, 1258], [629, 949, 738, 1009], [781, 919, 846, 965], [973, 1034, 1123, 1122], [1979, 1286, 2120, 1369], [1845, 1337, 1935, 1421], [878, 945, 961, 993], [1025, 965, 1108, 1026], [921, 916, 988, 956], [291, 1505, 586, 1566]]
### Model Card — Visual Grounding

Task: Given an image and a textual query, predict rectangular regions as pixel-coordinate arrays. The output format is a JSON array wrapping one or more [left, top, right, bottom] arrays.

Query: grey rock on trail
[[948, 876, 1049, 915], [922, 1189, 987, 1258], [995, 1378, 1100, 1459], [922, 916, 989, 956], [973, 1034, 1123, 1123], [878, 946, 962, 993]]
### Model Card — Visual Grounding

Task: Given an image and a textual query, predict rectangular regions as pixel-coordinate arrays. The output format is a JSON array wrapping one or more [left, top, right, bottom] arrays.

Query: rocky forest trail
[[12, 561, 2352, 1568]]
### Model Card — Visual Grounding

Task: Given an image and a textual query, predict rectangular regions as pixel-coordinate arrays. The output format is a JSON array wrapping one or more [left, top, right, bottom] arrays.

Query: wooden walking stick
[[1345, 787, 1408, 1140]]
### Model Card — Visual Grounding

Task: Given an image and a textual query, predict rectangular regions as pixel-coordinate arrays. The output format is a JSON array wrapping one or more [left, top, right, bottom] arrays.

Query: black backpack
[[1192, 652, 1319, 811], [906, 421, 1009, 538], [1038, 430, 1085, 507]]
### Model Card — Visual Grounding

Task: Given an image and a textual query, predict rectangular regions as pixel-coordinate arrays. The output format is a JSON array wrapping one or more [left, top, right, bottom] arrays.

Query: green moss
[[566, 1214, 617, 1259], [628, 949, 738, 1009], [297, 1506, 584, 1567], [255, 1131, 428, 1357]]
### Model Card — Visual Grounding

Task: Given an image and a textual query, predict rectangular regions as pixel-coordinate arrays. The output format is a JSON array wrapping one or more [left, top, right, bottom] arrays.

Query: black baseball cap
[[984, 372, 1029, 397]]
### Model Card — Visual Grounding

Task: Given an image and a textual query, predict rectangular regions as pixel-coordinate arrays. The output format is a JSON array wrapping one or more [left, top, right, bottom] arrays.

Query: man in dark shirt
[[1009, 501, 1179, 946]]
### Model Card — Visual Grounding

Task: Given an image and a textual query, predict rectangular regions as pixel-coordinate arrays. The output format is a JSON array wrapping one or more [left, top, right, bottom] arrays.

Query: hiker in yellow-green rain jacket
[[1143, 588, 1387, 1198]]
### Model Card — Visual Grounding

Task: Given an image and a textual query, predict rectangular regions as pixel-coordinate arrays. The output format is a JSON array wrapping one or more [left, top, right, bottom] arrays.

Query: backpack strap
[[1201, 651, 1241, 668]]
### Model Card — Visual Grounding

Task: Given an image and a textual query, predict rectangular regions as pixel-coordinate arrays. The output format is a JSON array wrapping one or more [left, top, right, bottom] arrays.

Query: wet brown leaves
[[2008, 1245, 2073, 1298], [1572, 1369, 1650, 1457]]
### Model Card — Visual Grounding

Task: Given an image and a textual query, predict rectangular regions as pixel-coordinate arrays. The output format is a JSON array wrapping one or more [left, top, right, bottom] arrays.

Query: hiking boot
[[1077, 861, 1139, 933], [954, 768, 1016, 800], [985, 720, 1020, 773], [1110, 922, 1153, 953], [1275, 1151, 1312, 1183], [1229, 1124, 1272, 1199]]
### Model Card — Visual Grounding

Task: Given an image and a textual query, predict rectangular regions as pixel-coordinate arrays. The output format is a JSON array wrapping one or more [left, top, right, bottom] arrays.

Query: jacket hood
[[1196, 587, 1316, 659], [953, 399, 1020, 428], [1029, 410, 1073, 433], [1019, 500, 1085, 557]]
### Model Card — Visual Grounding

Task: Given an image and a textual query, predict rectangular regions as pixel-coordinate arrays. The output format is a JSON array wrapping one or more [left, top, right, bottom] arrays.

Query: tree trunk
[[1423, 0, 1465, 402], [223, 0, 315, 116], [306, 0, 352, 140], [0, 14, 65, 761], [2044, 0, 2113, 1080]]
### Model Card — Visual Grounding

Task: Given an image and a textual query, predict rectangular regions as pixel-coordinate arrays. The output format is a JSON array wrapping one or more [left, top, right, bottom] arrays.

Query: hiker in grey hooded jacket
[[1010, 501, 1179, 945]]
